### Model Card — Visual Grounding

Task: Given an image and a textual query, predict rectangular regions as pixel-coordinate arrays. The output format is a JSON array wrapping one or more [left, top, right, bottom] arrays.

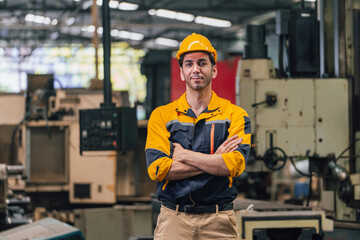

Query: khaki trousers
[[154, 205, 239, 240]]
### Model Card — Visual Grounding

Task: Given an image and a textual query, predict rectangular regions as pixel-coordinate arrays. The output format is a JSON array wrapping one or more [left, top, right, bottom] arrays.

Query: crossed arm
[[164, 135, 243, 180]]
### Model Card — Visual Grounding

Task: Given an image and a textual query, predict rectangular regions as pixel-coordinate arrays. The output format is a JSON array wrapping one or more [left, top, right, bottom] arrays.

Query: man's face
[[180, 52, 217, 91]]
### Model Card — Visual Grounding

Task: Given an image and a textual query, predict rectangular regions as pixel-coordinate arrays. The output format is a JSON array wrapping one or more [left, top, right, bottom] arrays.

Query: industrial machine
[[234, 6, 360, 236], [0, 217, 85, 240], [11, 87, 154, 206], [0, 164, 31, 230]]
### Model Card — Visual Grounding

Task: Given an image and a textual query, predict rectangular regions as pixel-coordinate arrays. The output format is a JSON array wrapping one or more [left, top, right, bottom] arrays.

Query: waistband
[[162, 201, 233, 214]]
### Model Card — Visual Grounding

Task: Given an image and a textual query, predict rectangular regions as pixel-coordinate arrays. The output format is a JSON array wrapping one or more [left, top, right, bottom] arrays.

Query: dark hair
[[178, 51, 216, 68]]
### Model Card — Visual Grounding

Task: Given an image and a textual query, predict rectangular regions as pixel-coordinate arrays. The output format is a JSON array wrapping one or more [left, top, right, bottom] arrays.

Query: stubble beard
[[186, 74, 212, 91]]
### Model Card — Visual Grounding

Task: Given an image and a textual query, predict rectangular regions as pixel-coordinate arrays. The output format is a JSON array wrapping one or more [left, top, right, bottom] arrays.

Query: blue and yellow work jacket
[[145, 91, 251, 205]]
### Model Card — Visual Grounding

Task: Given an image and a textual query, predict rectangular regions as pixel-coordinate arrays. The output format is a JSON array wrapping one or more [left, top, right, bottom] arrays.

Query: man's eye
[[199, 62, 206, 67], [185, 63, 192, 67]]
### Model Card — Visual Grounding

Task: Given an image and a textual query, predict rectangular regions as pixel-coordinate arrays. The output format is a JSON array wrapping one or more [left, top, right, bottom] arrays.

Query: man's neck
[[186, 87, 212, 117]]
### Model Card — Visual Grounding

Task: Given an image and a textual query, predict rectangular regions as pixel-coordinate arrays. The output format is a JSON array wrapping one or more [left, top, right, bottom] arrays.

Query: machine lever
[[252, 94, 277, 107]]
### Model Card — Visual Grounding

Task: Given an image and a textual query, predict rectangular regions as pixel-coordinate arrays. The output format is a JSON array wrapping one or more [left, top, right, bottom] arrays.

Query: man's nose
[[192, 64, 200, 73]]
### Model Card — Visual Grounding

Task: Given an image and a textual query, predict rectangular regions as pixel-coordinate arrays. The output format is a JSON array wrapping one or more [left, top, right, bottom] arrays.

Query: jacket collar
[[174, 91, 221, 117]]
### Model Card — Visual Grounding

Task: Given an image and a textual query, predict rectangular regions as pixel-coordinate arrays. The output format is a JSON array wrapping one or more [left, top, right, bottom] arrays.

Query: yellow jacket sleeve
[[222, 108, 251, 177], [145, 107, 173, 182]]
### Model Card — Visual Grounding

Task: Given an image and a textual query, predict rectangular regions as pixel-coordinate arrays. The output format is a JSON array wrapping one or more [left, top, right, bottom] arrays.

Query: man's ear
[[180, 67, 185, 81], [212, 65, 218, 79]]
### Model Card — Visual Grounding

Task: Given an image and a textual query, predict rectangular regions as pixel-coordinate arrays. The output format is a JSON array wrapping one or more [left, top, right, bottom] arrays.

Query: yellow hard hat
[[176, 33, 217, 62]]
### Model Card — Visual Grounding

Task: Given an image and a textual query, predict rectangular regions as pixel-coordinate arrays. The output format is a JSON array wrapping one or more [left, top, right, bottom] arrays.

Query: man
[[145, 33, 251, 240]]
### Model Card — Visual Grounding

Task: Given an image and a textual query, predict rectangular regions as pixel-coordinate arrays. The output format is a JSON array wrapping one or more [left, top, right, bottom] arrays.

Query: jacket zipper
[[210, 123, 215, 154]]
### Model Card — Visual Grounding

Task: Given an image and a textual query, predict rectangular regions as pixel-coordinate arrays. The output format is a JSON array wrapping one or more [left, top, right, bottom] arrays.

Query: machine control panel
[[79, 107, 137, 153]]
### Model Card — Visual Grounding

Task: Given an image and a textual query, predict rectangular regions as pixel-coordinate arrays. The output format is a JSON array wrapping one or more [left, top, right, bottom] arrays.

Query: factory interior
[[0, 0, 359, 239]]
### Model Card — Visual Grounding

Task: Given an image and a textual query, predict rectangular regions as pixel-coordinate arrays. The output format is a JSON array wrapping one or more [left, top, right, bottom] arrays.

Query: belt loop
[[176, 204, 180, 215], [216, 205, 219, 216]]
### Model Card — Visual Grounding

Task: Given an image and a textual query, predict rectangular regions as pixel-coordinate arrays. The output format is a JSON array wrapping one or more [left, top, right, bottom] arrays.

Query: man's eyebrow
[[184, 58, 208, 62]]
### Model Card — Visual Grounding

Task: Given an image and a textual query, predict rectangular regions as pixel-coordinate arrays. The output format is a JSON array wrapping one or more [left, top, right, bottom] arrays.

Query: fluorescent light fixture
[[129, 32, 144, 41], [111, 29, 119, 36], [118, 30, 144, 41], [148, 9, 156, 16], [51, 19, 58, 25], [66, 17, 75, 26], [195, 16, 231, 28], [25, 14, 53, 25], [87, 25, 96, 32], [150, 9, 195, 22], [301, 13, 311, 17], [155, 37, 179, 47], [109, 0, 119, 9], [305, 0, 316, 2], [43, 17, 51, 25], [25, 14, 35, 22], [34, 15, 45, 24], [50, 32, 59, 40], [118, 31, 130, 39], [82, 1, 93, 9], [176, 12, 194, 22], [118, 2, 139, 11], [156, 9, 177, 19]]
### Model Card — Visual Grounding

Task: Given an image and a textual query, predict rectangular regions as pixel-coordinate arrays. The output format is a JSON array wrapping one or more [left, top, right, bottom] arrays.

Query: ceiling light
[[195, 16, 231, 28], [111, 29, 119, 36], [156, 9, 177, 19], [155, 37, 179, 47], [148, 9, 156, 16], [109, 0, 119, 9], [43, 17, 51, 25], [176, 12, 194, 22], [96, 0, 102, 6], [118, 2, 139, 11], [117, 30, 144, 41], [87, 25, 96, 32], [33, 15, 45, 24], [51, 19, 58, 25], [129, 32, 144, 41], [66, 17, 75, 26], [50, 32, 59, 40], [118, 31, 130, 39], [25, 14, 35, 22], [149, 9, 195, 22], [82, 1, 93, 9], [97, 27, 103, 34]]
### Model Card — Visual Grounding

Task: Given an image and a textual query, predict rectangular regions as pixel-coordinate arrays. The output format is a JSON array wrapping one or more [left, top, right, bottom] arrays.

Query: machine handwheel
[[264, 147, 287, 171]]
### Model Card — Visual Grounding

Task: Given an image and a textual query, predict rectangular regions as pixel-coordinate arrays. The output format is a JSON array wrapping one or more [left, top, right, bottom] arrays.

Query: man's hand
[[172, 143, 188, 162], [215, 135, 243, 154]]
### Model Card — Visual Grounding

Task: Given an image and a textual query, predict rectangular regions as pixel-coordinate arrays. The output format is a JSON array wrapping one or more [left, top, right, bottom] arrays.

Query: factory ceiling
[[0, 0, 304, 51]]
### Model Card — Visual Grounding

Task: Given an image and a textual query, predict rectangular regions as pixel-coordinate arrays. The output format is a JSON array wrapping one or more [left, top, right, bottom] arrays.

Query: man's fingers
[[173, 143, 181, 148], [230, 145, 238, 152], [222, 135, 238, 147], [224, 138, 243, 152]]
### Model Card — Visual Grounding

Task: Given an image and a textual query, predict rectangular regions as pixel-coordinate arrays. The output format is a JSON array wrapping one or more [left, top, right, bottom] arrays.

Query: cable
[[53, 77, 64, 89], [306, 172, 312, 207], [335, 138, 360, 162]]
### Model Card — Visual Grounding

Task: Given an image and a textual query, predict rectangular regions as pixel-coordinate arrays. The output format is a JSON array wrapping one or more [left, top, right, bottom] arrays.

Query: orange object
[[210, 123, 215, 154]]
